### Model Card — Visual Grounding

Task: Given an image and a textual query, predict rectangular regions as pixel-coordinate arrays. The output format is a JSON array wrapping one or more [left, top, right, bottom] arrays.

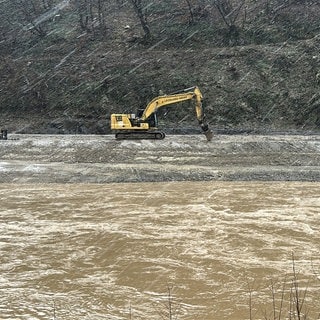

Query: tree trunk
[[130, 0, 151, 40]]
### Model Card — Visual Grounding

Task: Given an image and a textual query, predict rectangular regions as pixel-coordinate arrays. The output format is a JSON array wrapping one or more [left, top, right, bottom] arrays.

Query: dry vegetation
[[0, 0, 319, 134]]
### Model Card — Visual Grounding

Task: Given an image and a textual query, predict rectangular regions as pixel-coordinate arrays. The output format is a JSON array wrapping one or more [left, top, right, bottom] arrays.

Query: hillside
[[0, 0, 319, 134]]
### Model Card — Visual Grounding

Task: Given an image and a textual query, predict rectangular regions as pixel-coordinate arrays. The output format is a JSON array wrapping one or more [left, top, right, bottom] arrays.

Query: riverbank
[[0, 134, 319, 183]]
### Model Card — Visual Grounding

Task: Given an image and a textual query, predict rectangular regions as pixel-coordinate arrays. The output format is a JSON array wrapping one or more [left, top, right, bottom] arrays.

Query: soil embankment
[[0, 134, 319, 183]]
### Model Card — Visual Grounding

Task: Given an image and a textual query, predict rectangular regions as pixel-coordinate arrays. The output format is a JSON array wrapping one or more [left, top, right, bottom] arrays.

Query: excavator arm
[[140, 87, 202, 120], [139, 86, 212, 141]]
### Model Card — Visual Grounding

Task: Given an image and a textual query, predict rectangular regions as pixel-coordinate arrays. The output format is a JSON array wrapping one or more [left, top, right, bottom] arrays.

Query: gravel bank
[[0, 134, 319, 183]]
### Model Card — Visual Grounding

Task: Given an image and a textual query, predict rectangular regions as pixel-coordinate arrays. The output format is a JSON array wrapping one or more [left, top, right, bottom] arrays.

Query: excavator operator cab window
[[137, 108, 144, 118]]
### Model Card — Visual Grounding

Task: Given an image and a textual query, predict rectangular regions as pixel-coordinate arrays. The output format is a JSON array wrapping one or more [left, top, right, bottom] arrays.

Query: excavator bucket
[[204, 129, 213, 142], [199, 122, 213, 142]]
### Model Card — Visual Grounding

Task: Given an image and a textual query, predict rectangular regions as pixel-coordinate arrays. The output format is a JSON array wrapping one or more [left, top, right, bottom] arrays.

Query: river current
[[0, 182, 319, 320]]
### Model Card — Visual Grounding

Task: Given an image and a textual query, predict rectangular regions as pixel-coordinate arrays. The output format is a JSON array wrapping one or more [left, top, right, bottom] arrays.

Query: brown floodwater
[[0, 182, 319, 320]]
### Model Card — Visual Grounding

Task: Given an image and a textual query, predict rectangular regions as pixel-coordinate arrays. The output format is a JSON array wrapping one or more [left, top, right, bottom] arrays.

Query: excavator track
[[115, 131, 166, 140]]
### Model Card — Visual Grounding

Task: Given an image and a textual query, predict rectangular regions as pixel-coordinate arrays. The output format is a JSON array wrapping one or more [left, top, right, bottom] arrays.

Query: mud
[[0, 133, 319, 183]]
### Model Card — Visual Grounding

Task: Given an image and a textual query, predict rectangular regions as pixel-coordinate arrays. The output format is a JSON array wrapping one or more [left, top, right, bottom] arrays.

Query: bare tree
[[215, 0, 246, 28], [13, 0, 50, 37], [73, 0, 107, 36], [185, 0, 195, 24], [129, 0, 151, 41], [154, 285, 182, 320], [74, 0, 94, 32], [211, 0, 246, 43]]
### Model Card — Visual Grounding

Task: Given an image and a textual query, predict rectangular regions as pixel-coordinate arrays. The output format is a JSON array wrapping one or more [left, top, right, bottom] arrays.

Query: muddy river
[[0, 182, 319, 320]]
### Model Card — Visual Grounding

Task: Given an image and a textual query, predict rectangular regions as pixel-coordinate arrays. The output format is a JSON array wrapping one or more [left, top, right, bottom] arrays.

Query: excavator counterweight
[[110, 86, 212, 141]]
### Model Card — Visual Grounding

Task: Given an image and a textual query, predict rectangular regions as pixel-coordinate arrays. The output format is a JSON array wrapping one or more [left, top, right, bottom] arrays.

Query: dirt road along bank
[[0, 134, 319, 183]]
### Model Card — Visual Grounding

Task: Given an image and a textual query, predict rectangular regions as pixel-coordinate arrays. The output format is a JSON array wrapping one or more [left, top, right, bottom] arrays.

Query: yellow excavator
[[110, 86, 213, 141]]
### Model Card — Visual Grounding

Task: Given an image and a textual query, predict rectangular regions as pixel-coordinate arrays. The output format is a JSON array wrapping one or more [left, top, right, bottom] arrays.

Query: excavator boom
[[111, 86, 213, 141]]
